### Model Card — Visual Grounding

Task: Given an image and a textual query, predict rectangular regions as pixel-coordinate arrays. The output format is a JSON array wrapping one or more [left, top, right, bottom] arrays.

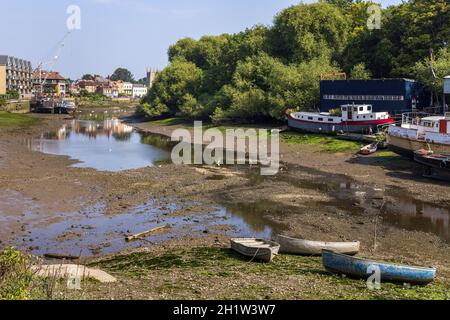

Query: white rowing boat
[[230, 238, 280, 263], [273, 235, 360, 256]]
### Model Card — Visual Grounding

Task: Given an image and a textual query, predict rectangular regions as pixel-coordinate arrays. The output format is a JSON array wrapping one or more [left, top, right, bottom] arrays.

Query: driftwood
[[125, 224, 171, 242], [44, 253, 80, 260]]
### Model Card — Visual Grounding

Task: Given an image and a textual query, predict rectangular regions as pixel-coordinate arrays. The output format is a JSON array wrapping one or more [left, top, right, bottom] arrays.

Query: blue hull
[[322, 250, 436, 285]]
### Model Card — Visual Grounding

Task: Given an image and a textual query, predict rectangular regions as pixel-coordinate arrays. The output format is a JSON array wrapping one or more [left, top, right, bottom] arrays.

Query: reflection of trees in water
[[112, 132, 132, 141], [140, 133, 175, 151], [224, 201, 284, 234]]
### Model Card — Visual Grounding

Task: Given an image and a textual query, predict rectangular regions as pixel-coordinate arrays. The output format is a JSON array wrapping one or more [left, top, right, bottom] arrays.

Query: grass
[[91, 247, 449, 300], [281, 132, 362, 153], [0, 111, 40, 129]]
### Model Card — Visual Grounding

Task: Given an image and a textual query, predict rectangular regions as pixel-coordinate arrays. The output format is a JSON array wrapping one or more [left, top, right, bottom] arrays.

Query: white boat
[[287, 104, 394, 134], [273, 235, 360, 256], [230, 238, 280, 263], [360, 142, 378, 155], [387, 112, 450, 158]]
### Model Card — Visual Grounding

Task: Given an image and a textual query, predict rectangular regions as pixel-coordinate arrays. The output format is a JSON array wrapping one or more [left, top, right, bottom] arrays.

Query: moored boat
[[230, 238, 280, 263], [322, 250, 436, 284], [414, 149, 450, 181], [273, 235, 360, 256], [387, 113, 450, 158], [287, 104, 394, 134]]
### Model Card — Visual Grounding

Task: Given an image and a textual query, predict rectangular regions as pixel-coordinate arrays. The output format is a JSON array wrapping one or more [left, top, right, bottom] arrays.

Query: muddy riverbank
[[0, 113, 449, 299]]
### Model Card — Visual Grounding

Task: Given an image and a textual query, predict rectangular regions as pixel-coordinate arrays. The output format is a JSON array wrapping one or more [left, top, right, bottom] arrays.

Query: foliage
[[110, 68, 135, 83], [6, 90, 19, 100], [412, 48, 450, 99], [81, 74, 95, 80], [350, 63, 372, 80], [141, 0, 450, 122], [0, 247, 35, 300]]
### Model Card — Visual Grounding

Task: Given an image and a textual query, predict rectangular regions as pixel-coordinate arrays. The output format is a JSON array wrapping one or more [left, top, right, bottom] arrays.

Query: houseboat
[[287, 104, 394, 134], [386, 113, 450, 158]]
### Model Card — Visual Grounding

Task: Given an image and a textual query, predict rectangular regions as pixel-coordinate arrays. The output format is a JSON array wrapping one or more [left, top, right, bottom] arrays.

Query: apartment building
[[0, 55, 33, 97]]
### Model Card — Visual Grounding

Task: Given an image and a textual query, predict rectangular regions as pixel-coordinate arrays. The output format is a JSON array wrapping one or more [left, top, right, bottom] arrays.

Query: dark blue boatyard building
[[320, 79, 429, 114]]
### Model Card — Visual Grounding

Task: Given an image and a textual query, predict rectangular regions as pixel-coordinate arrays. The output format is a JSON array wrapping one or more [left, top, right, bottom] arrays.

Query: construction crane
[[34, 31, 71, 96]]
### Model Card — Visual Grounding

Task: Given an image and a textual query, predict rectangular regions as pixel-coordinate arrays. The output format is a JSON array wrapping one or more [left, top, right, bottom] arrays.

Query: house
[[132, 84, 147, 98], [123, 82, 133, 96], [33, 70, 67, 97], [97, 83, 119, 98], [0, 55, 33, 98], [320, 79, 429, 115], [77, 80, 97, 94]]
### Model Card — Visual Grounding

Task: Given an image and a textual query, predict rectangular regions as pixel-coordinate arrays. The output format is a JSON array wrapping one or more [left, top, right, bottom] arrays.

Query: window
[[308, 117, 313, 120], [359, 107, 364, 111], [367, 106, 372, 111], [353, 107, 358, 112], [342, 107, 347, 111], [328, 119, 334, 122], [318, 118, 324, 121]]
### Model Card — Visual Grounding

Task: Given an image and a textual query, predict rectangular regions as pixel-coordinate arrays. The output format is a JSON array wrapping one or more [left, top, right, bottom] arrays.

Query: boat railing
[[402, 112, 435, 126]]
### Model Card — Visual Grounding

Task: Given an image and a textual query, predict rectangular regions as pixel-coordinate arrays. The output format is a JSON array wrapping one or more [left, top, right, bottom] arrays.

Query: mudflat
[[0, 113, 449, 299]]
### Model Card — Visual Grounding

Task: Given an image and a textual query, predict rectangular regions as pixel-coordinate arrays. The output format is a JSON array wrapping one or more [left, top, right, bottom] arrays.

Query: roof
[[422, 116, 445, 121], [34, 70, 66, 81]]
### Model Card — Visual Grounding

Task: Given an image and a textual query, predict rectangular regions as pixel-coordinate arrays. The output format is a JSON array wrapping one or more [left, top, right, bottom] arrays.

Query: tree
[[110, 68, 135, 83], [413, 48, 450, 105], [141, 59, 204, 115], [81, 74, 94, 80], [350, 63, 372, 80], [270, 2, 349, 63]]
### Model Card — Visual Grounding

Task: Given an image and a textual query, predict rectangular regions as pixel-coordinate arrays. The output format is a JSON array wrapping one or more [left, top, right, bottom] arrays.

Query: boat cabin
[[341, 104, 390, 121]]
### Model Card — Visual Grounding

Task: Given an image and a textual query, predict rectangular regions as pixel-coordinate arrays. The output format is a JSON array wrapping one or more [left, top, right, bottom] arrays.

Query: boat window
[[367, 106, 372, 111], [363, 116, 366, 119], [308, 117, 313, 120], [328, 119, 334, 122], [353, 107, 358, 112], [318, 118, 323, 121], [342, 107, 347, 111], [370, 115, 374, 118], [359, 107, 364, 111]]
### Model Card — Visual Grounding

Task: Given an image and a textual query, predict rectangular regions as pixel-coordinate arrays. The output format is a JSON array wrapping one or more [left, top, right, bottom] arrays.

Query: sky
[[0, 0, 402, 80]]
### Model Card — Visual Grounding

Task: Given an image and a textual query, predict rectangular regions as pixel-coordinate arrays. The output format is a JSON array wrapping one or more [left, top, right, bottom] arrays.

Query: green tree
[[350, 63, 372, 80], [270, 2, 349, 63], [142, 59, 204, 115], [81, 74, 94, 80], [413, 48, 450, 104], [110, 68, 135, 83]]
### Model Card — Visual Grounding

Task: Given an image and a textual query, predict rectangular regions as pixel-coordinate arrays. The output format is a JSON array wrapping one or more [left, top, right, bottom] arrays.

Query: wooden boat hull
[[387, 133, 450, 159], [322, 250, 436, 284], [273, 235, 360, 256], [230, 238, 280, 263], [414, 151, 450, 181]]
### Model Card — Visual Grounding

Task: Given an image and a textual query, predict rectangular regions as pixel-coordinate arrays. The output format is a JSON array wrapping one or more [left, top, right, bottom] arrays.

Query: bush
[[0, 247, 36, 300]]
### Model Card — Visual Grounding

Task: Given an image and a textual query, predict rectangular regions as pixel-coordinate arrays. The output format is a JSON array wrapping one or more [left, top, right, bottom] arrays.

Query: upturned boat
[[322, 250, 436, 285], [273, 235, 360, 256], [287, 104, 394, 134], [230, 238, 280, 263]]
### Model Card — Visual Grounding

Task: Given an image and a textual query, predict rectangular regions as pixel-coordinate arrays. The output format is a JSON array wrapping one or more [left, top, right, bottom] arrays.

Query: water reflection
[[29, 119, 171, 172]]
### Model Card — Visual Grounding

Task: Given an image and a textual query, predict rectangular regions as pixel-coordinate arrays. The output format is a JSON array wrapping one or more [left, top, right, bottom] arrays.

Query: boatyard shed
[[320, 79, 429, 115]]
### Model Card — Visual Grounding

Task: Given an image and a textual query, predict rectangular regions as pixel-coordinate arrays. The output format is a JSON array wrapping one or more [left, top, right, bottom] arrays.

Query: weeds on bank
[[92, 247, 449, 300], [0, 112, 40, 128], [281, 133, 361, 153]]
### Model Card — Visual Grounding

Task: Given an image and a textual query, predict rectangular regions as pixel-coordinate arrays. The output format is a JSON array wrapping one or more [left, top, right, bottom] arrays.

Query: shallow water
[[28, 119, 171, 171]]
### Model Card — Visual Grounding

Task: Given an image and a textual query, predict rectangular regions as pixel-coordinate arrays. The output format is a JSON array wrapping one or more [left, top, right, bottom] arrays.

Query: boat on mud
[[273, 235, 360, 256], [387, 112, 450, 158], [322, 250, 436, 285], [230, 238, 280, 263], [287, 104, 394, 134], [360, 142, 378, 155], [414, 149, 450, 181]]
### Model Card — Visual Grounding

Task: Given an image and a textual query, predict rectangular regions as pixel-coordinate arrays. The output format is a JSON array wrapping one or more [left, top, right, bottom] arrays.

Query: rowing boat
[[230, 238, 280, 263], [322, 250, 436, 284], [360, 143, 378, 155], [273, 235, 360, 256]]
